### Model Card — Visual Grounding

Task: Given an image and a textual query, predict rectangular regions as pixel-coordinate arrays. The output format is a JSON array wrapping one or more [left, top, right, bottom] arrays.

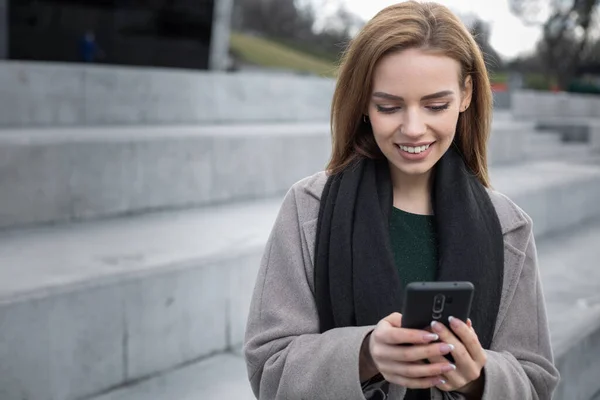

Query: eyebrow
[[372, 90, 455, 101]]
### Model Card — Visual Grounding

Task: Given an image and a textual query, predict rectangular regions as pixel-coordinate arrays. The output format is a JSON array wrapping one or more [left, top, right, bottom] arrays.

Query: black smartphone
[[401, 281, 474, 330]]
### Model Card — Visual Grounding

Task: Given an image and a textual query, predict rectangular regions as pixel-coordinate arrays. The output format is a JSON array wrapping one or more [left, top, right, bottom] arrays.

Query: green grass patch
[[230, 32, 338, 77], [490, 72, 508, 84]]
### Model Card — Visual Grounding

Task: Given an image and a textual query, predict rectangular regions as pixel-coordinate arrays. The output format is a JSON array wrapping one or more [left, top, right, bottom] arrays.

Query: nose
[[401, 108, 426, 138]]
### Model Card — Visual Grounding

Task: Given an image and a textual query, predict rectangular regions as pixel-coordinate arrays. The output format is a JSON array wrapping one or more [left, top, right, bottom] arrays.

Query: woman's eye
[[376, 105, 400, 113], [428, 103, 450, 111]]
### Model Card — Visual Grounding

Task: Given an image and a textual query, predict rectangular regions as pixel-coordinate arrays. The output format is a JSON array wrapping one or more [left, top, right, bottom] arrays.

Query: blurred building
[[0, 0, 233, 70]]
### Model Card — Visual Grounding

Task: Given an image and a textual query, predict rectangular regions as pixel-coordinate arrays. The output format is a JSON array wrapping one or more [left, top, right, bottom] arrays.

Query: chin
[[389, 161, 436, 177]]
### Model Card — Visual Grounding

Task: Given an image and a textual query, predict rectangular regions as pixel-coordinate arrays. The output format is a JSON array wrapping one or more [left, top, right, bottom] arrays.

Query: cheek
[[433, 115, 459, 141], [369, 114, 398, 140]]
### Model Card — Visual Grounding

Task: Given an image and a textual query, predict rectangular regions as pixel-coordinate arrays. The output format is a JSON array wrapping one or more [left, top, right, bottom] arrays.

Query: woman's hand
[[427, 317, 487, 397], [363, 312, 458, 389]]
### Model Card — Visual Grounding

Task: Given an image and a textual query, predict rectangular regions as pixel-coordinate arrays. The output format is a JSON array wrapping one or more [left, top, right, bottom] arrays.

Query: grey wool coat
[[244, 171, 560, 399]]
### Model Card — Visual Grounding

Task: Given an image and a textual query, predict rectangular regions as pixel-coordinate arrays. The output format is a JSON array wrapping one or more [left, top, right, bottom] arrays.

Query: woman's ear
[[460, 75, 473, 112]]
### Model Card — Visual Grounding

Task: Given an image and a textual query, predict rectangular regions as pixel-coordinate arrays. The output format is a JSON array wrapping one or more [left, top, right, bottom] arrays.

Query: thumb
[[383, 312, 403, 328]]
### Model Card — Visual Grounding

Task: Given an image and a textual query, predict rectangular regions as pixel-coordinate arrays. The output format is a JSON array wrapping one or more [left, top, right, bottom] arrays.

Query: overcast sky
[[340, 0, 543, 60]]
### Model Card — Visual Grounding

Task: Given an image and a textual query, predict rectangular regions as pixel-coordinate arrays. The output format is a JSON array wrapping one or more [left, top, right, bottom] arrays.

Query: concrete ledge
[[0, 123, 332, 230], [92, 354, 254, 400], [0, 199, 278, 400], [0, 61, 335, 127], [592, 124, 600, 152], [537, 222, 600, 400], [1, 160, 600, 400], [533, 117, 600, 143], [490, 161, 600, 238], [512, 90, 600, 120], [532, 118, 600, 153], [487, 120, 533, 165], [554, 317, 600, 400]]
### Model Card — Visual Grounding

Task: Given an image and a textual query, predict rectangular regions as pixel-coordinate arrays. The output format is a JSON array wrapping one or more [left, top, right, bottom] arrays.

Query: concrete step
[[522, 128, 590, 160], [535, 117, 600, 143], [526, 142, 591, 161], [488, 161, 600, 238], [487, 121, 535, 165], [92, 354, 254, 400], [537, 222, 600, 400], [0, 61, 335, 127], [512, 89, 600, 120], [527, 130, 563, 147], [0, 123, 332, 230], [1, 160, 600, 400], [0, 120, 546, 230], [96, 220, 600, 400], [0, 197, 278, 400]]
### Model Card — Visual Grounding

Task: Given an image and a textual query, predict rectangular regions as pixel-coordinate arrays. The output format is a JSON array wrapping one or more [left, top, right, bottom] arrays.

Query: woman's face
[[368, 48, 472, 181]]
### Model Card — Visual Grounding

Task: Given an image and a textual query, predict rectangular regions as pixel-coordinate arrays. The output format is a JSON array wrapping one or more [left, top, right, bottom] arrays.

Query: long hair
[[327, 1, 493, 187]]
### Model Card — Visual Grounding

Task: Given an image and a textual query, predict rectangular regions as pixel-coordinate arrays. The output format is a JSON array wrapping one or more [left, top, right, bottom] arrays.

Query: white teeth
[[399, 144, 430, 154]]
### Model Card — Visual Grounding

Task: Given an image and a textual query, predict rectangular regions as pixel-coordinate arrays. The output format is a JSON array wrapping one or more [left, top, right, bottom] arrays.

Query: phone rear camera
[[432, 294, 445, 313]]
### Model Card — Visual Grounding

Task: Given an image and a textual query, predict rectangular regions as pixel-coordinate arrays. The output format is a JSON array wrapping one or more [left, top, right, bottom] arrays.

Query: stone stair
[[91, 219, 600, 400], [1, 120, 600, 400]]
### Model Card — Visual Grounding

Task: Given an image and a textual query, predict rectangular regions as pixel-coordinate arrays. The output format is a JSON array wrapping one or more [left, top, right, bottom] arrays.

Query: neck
[[390, 165, 433, 215]]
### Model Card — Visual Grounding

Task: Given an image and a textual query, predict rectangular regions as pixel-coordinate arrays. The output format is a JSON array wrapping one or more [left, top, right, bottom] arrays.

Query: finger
[[392, 342, 455, 362], [380, 359, 457, 379], [371, 342, 444, 364], [467, 318, 473, 329], [385, 373, 446, 390], [430, 320, 474, 370], [375, 325, 440, 346], [428, 355, 465, 391], [448, 316, 487, 366], [383, 312, 403, 328]]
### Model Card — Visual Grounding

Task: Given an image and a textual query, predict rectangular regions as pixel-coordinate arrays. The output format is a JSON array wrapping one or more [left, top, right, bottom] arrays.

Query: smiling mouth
[[395, 143, 434, 154]]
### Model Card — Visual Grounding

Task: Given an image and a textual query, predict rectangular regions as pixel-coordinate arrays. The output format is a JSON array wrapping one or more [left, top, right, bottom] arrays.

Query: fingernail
[[448, 316, 459, 327], [440, 343, 455, 353], [424, 333, 439, 341], [438, 378, 447, 385], [442, 364, 457, 372], [431, 321, 443, 332]]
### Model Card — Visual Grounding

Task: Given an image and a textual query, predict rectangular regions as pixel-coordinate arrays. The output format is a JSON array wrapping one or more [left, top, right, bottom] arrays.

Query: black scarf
[[314, 147, 504, 396]]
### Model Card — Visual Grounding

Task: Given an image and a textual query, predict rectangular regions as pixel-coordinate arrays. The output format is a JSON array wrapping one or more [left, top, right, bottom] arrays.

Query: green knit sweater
[[389, 207, 438, 286]]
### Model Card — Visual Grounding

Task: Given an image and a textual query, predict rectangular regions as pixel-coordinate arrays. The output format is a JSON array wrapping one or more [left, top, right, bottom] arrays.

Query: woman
[[244, 2, 560, 399]]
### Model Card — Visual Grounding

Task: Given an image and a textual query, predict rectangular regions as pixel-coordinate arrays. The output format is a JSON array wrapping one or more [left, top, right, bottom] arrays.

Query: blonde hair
[[327, 1, 493, 187]]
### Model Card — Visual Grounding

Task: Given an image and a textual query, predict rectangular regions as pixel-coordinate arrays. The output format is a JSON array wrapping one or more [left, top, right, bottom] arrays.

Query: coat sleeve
[[243, 186, 374, 400], [479, 221, 560, 399]]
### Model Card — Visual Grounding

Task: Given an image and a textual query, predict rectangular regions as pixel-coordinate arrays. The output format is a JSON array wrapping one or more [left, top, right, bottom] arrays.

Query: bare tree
[[509, 0, 600, 88]]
